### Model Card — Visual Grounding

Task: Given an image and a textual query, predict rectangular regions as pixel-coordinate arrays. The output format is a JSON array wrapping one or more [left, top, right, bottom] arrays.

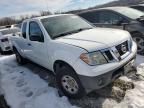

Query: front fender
[[50, 45, 87, 72]]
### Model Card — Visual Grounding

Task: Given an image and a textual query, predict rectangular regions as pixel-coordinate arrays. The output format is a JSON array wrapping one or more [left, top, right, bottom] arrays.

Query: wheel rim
[[61, 75, 79, 94], [133, 37, 144, 53]]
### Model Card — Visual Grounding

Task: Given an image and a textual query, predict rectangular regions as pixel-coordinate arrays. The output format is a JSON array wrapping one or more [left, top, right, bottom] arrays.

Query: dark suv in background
[[130, 4, 144, 12], [78, 7, 144, 55]]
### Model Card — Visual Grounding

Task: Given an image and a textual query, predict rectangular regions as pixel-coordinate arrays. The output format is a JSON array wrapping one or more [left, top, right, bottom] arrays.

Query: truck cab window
[[22, 22, 27, 38], [29, 22, 44, 42]]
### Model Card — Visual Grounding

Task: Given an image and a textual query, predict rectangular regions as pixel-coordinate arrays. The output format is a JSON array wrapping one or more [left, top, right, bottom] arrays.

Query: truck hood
[[56, 28, 130, 52]]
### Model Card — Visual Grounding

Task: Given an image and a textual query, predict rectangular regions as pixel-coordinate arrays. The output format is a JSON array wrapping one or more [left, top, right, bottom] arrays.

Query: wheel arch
[[12, 45, 26, 58], [53, 60, 76, 74]]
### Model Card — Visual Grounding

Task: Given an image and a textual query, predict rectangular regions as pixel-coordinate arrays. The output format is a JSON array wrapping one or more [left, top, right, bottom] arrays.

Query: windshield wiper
[[53, 28, 92, 39], [53, 31, 76, 39], [76, 27, 92, 32]]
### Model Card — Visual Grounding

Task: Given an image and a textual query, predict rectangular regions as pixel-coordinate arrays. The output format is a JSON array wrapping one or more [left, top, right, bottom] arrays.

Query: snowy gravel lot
[[0, 54, 144, 108]]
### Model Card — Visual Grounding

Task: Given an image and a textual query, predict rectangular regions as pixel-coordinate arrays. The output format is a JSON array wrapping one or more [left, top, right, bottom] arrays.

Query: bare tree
[[40, 10, 52, 16], [0, 17, 16, 26], [54, 11, 62, 14], [30, 14, 40, 18]]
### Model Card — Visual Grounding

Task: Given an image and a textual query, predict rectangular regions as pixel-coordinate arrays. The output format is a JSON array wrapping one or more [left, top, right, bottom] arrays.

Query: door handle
[[27, 43, 32, 46]]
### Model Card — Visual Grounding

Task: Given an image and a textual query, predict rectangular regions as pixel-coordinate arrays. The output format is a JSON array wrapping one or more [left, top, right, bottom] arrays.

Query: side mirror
[[112, 20, 130, 26], [30, 34, 44, 42], [112, 20, 123, 26]]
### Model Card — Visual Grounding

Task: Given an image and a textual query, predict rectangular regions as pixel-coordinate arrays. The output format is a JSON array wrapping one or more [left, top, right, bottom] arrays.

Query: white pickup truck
[[11, 14, 137, 98]]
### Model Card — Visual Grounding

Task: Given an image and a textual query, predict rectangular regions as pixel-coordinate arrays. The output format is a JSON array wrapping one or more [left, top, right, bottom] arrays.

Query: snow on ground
[[136, 55, 144, 77], [0, 55, 77, 108], [113, 55, 144, 108], [114, 81, 144, 108], [0, 54, 144, 108]]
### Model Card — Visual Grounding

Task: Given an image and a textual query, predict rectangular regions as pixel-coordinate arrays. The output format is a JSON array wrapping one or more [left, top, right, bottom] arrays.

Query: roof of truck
[[28, 14, 74, 20]]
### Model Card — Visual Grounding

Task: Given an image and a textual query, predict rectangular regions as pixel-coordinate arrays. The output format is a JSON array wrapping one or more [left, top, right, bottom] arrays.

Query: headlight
[[80, 51, 107, 66]]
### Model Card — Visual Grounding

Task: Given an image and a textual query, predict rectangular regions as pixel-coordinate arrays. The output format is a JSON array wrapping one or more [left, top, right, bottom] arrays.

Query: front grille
[[104, 50, 114, 61], [115, 41, 129, 56], [101, 40, 130, 62]]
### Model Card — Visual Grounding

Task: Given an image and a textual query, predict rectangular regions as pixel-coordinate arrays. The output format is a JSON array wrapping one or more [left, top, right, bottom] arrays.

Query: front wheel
[[56, 65, 86, 98], [132, 33, 144, 55]]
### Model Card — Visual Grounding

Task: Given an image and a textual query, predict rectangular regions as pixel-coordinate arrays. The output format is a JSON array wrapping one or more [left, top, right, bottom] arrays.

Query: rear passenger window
[[79, 11, 100, 23], [22, 22, 27, 39]]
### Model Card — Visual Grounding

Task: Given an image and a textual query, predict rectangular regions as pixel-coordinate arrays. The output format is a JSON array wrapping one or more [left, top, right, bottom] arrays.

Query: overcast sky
[[0, 0, 115, 17]]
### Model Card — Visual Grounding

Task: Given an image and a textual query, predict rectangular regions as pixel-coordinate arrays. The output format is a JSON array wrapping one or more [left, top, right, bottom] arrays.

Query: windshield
[[0, 28, 20, 35], [114, 7, 144, 19], [41, 15, 93, 39]]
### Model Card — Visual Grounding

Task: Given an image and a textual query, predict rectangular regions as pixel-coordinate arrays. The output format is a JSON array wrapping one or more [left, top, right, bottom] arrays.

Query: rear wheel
[[14, 49, 26, 65], [132, 33, 144, 55], [56, 64, 86, 98]]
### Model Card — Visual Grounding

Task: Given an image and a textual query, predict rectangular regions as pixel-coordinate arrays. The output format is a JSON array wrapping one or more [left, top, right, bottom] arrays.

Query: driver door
[[27, 21, 49, 67]]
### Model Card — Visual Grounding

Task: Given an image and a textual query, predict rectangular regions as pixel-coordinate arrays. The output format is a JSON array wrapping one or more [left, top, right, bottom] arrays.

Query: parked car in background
[[11, 24, 21, 29], [0, 24, 21, 30], [130, 4, 144, 12], [11, 14, 137, 98], [0, 25, 11, 30], [78, 7, 144, 55], [0, 28, 20, 54]]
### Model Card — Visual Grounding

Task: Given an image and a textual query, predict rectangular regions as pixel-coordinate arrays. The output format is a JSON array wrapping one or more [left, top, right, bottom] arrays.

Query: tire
[[56, 64, 86, 98], [14, 50, 26, 65], [132, 33, 144, 55]]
